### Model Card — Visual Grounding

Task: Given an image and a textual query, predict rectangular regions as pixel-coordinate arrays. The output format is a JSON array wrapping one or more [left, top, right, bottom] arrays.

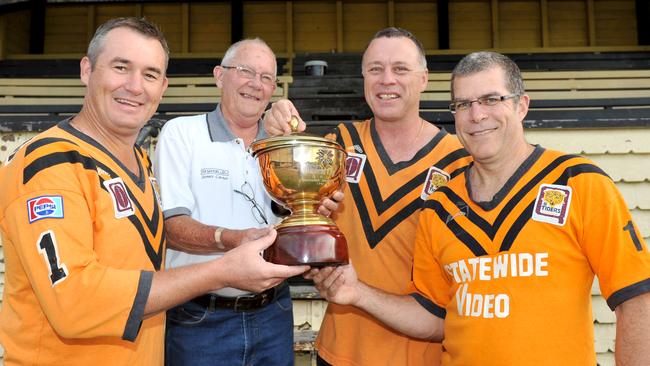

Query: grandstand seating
[[1, 53, 649, 135], [0, 75, 293, 128]]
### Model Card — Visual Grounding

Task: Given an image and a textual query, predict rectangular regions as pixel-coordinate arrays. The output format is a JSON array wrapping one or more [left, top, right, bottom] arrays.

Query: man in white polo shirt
[[154, 38, 340, 365]]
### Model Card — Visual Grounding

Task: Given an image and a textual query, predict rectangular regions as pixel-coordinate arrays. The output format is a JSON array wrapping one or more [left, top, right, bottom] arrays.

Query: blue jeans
[[165, 283, 294, 366]]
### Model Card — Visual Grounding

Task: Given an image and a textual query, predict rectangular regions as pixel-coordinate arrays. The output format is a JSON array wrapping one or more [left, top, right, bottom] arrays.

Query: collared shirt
[[155, 105, 280, 297]]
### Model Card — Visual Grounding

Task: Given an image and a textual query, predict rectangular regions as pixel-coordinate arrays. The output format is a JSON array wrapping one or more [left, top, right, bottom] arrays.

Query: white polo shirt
[[154, 105, 281, 297]]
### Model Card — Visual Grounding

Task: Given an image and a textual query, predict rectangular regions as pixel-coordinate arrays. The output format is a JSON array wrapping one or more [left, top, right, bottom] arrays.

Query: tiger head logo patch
[[543, 190, 565, 206], [532, 184, 572, 226]]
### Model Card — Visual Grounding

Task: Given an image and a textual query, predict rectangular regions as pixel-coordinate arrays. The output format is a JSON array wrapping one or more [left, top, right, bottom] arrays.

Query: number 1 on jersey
[[623, 220, 644, 252], [37, 231, 69, 286]]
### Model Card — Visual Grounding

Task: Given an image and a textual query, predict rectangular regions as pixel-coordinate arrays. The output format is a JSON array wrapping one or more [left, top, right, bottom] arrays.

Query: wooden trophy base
[[264, 225, 348, 267]]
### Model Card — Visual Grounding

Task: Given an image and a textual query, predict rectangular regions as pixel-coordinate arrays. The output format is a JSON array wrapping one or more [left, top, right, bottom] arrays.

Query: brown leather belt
[[190, 286, 278, 312]]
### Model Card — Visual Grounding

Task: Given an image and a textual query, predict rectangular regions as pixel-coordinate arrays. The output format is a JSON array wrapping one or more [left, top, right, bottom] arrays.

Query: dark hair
[[87, 17, 169, 70], [364, 27, 427, 69], [450, 51, 525, 100]]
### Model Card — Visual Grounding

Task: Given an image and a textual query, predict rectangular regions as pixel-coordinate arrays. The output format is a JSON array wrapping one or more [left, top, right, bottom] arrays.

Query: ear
[[80, 56, 92, 86], [418, 68, 429, 93], [160, 76, 169, 99], [517, 93, 530, 122], [213, 65, 224, 88]]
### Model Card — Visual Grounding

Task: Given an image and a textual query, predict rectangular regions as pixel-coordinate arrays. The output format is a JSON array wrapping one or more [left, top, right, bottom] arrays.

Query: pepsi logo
[[27, 195, 64, 223], [33, 198, 57, 216]]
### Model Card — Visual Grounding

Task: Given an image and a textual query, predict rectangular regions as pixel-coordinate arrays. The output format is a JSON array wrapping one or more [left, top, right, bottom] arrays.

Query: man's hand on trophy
[[263, 99, 306, 136], [304, 263, 361, 306], [317, 190, 345, 217], [220, 227, 272, 250], [219, 229, 310, 293]]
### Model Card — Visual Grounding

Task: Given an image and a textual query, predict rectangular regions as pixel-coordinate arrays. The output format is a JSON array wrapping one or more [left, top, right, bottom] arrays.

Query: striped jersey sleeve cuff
[[409, 292, 446, 319], [122, 270, 154, 342], [606, 277, 650, 311]]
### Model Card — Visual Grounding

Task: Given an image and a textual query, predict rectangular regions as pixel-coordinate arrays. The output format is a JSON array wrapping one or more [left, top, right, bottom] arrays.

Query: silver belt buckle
[[233, 293, 258, 312]]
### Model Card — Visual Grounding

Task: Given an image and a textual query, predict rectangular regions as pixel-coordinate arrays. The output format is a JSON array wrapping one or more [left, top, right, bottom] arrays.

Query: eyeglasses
[[449, 94, 519, 113], [234, 181, 269, 225], [221, 65, 277, 86]]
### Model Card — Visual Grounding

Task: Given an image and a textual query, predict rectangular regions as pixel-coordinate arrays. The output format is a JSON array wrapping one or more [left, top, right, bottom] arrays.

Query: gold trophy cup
[[250, 119, 348, 267]]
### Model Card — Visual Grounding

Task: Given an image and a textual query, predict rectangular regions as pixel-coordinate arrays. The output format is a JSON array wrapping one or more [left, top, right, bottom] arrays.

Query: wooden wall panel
[[395, 2, 438, 50], [293, 1, 337, 52], [189, 3, 231, 53], [449, 0, 492, 49], [1, 0, 647, 58], [343, 2, 387, 51], [44, 6, 89, 54], [498, 0, 541, 48], [95, 4, 139, 25], [244, 1, 287, 53], [548, 0, 588, 47], [1, 10, 31, 55], [594, 0, 637, 46], [142, 4, 184, 53]]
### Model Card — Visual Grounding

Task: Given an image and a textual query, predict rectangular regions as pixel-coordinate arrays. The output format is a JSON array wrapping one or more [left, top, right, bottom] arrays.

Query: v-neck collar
[[59, 118, 146, 191], [466, 145, 545, 211], [369, 118, 448, 175]]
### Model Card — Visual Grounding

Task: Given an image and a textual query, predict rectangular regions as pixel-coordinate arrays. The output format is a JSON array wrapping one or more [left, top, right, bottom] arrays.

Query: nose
[[247, 73, 263, 89], [379, 69, 398, 84], [124, 73, 144, 95], [468, 101, 487, 123]]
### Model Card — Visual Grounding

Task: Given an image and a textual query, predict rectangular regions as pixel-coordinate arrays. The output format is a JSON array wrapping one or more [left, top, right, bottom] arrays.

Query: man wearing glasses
[[306, 51, 650, 365], [155, 39, 326, 365]]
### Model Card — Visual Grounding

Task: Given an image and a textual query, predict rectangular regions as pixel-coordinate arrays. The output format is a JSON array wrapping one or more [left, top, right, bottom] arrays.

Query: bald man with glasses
[[154, 38, 340, 366]]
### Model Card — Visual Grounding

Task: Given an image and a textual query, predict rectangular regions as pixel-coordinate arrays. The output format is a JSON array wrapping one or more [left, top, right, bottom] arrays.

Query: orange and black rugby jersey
[[0, 119, 165, 365], [413, 146, 650, 366], [316, 119, 471, 366]]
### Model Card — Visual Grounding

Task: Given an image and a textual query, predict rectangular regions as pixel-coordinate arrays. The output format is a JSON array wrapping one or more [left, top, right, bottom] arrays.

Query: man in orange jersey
[[306, 51, 650, 365], [0, 18, 307, 366], [265, 28, 471, 366]]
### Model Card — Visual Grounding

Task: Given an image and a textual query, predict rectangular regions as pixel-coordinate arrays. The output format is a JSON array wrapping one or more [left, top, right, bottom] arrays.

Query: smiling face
[[80, 26, 168, 137], [362, 36, 428, 124], [215, 42, 276, 127], [452, 66, 530, 165]]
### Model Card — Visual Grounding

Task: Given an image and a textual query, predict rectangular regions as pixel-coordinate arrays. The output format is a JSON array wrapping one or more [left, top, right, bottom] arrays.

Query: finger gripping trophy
[[251, 118, 349, 267]]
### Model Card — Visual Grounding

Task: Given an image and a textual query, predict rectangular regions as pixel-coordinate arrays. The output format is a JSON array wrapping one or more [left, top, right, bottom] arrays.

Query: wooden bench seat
[[0, 75, 292, 109], [421, 69, 650, 102]]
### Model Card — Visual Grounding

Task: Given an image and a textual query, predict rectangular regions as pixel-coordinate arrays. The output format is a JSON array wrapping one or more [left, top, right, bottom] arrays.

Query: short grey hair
[[450, 51, 525, 100], [221, 38, 277, 75], [364, 27, 427, 69], [87, 17, 169, 70]]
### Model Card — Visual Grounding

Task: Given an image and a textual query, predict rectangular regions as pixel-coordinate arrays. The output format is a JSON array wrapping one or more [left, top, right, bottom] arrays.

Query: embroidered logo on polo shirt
[[421, 166, 450, 200], [201, 168, 229, 180], [345, 152, 366, 184], [532, 184, 572, 226], [103, 177, 135, 218]]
